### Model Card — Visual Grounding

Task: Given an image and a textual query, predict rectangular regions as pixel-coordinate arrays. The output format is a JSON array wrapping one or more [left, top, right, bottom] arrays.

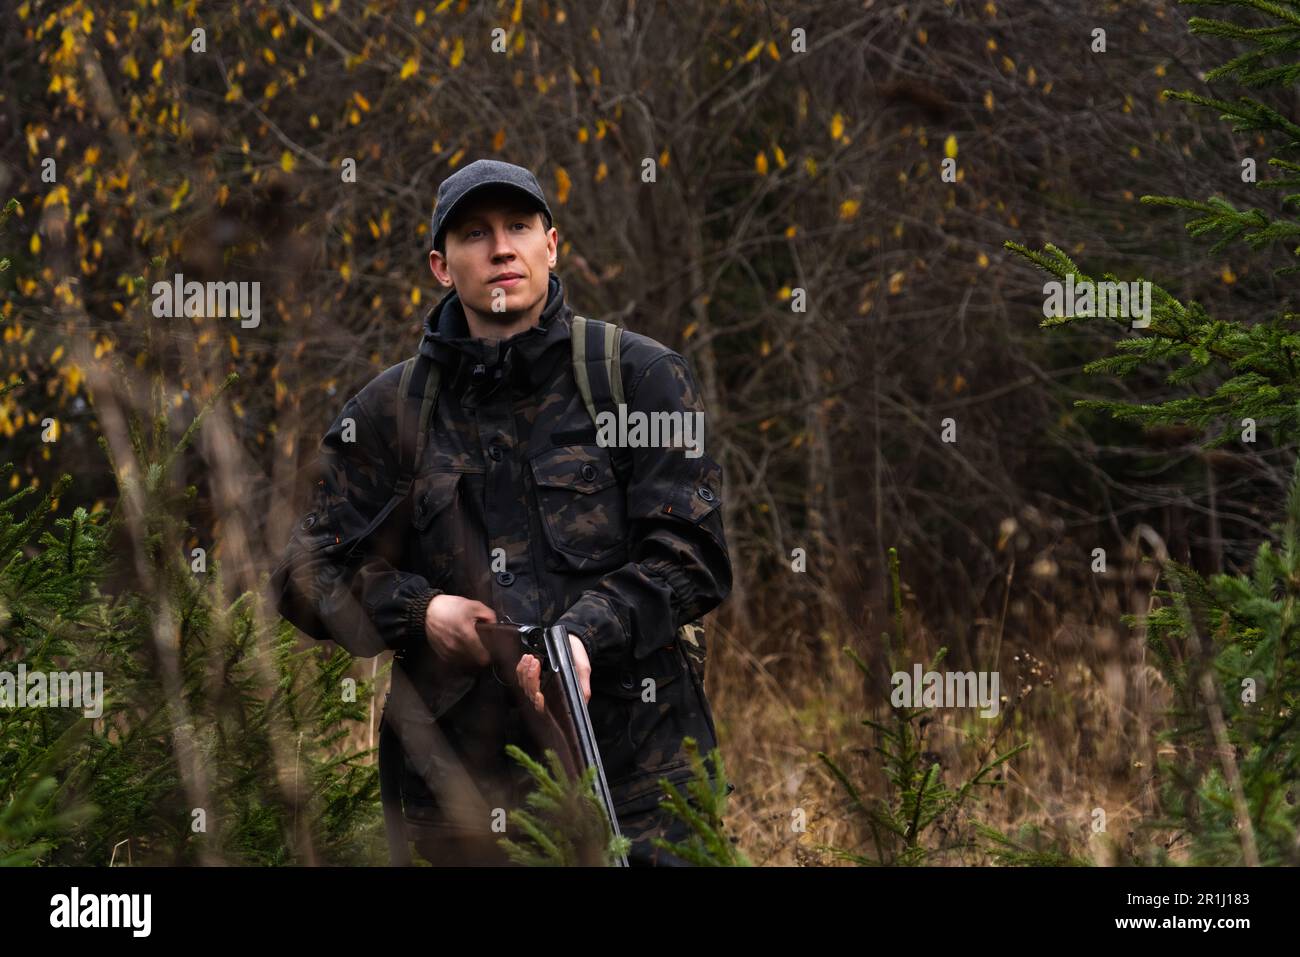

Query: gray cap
[[430, 159, 553, 250]]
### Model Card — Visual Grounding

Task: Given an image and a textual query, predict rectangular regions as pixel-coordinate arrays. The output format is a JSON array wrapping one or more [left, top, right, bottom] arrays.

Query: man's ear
[[428, 249, 453, 287]]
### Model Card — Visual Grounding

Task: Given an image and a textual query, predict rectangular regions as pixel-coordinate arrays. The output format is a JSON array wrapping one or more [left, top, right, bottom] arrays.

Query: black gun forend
[[473, 619, 629, 866]]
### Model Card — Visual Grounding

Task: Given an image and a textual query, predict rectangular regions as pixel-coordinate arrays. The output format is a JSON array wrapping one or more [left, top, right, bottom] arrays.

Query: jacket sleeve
[[270, 395, 439, 659], [557, 352, 732, 664]]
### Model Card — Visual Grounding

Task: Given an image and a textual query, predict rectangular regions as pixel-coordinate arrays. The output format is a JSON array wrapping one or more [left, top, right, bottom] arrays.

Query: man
[[271, 159, 732, 866]]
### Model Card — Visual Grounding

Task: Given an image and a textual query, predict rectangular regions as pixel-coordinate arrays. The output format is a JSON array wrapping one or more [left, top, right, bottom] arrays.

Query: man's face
[[428, 187, 557, 332]]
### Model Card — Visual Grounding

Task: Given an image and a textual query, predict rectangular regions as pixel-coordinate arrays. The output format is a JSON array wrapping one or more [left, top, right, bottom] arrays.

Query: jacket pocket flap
[[591, 644, 684, 700], [411, 470, 463, 531], [531, 445, 618, 494]]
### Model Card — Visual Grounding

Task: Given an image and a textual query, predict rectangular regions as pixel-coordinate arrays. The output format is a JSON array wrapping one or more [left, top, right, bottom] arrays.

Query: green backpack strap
[[339, 353, 439, 563], [571, 314, 624, 415], [571, 315, 630, 481], [396, 353, 441, 481]]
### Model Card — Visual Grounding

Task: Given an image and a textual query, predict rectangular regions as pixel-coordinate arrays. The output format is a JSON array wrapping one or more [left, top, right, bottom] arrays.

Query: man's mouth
[[489, 273, 524, 287]]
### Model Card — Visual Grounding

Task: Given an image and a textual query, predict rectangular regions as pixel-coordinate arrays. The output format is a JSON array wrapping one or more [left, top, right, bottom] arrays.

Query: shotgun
[[475, 619, 629, 866]]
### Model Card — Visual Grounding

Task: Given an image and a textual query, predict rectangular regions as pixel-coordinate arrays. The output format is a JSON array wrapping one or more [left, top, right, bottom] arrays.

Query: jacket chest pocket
[[529, 444, 627, 571], [410, 470, 469, 586]]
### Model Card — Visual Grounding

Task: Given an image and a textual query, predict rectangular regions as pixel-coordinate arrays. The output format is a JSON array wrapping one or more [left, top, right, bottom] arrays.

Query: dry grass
[[707, 556, 1188, 866]]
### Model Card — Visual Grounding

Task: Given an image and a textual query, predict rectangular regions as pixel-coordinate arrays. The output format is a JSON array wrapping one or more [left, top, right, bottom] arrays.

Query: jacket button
[[619, 672, 635, 690], [489, 446, 503, 462], [580, 463, 597, 482], [697, 486, 715, 502], [496, 571, 516, 587], [301, 513, 317, 530]]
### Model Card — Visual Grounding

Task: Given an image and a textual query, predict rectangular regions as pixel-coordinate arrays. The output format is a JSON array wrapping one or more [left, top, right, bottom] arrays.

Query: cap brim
[[436, 182, 551, 244]]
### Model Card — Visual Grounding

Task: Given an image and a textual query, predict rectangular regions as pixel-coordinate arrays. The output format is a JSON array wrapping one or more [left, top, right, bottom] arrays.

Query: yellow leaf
[[50, 345, 64, 363], [280, 151, 296, 173], [830, 112, 844, 140], [839, 199, 860, 220], [411, 287, 421, 305], [555, 166, 571, 204], [888, 271, 905, 294], [977, 252, 989, 269], [984, 90, 994, 111], [755, 151, 768, 175], [785, 225, 797, 238], [492, 127, 506, 151], [123, 54, 139, 80], [773, 144, 786, 168], [743, 41, 763, 62], [29, 234, 40, 254], [312, 0, 324, 18], [229, 335, 240, 357], [1221, 265, 1236, 284], [339, 262, 352, 281], [165, 180, 189, 215], [151, 59, 162, 83], [400, 56, 419, 80], [683, 321, 699, 340], [353, 91, 371, 112], [450, 37, 464, 68], [415, 9, 426, 25], [760, 340, 771, 357], [944, 134, 958, 159], [511, 0, 523, 23]]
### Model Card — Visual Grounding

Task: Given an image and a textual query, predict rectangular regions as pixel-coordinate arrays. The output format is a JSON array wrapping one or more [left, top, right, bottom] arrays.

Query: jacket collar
[[418, 273, 573, 397]]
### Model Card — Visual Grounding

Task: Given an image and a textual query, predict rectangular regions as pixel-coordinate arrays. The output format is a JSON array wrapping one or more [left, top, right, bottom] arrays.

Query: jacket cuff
[[557, 593, 626, 664], [403, 587, 440, 649]]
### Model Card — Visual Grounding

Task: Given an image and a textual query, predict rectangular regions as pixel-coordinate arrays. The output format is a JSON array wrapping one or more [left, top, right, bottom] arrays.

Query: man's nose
[[490, 227, 516, 258]]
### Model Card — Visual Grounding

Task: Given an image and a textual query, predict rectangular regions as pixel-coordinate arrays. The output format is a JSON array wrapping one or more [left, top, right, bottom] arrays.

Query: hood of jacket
[[418, 272, 574, 401]]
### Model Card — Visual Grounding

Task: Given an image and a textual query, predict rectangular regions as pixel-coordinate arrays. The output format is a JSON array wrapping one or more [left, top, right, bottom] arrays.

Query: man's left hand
[[517, 635, 591, 713]]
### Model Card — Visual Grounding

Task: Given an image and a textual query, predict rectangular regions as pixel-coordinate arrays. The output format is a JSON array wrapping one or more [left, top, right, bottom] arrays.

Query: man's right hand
[[424, 595, 495, 668]]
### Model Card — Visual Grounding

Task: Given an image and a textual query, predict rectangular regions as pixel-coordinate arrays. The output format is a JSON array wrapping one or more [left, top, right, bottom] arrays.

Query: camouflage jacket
[[271, 273, 732, 822]]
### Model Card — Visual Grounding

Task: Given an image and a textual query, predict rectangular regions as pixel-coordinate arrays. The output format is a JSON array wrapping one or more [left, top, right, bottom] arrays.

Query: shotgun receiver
[[475, 619, 629, 867]]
